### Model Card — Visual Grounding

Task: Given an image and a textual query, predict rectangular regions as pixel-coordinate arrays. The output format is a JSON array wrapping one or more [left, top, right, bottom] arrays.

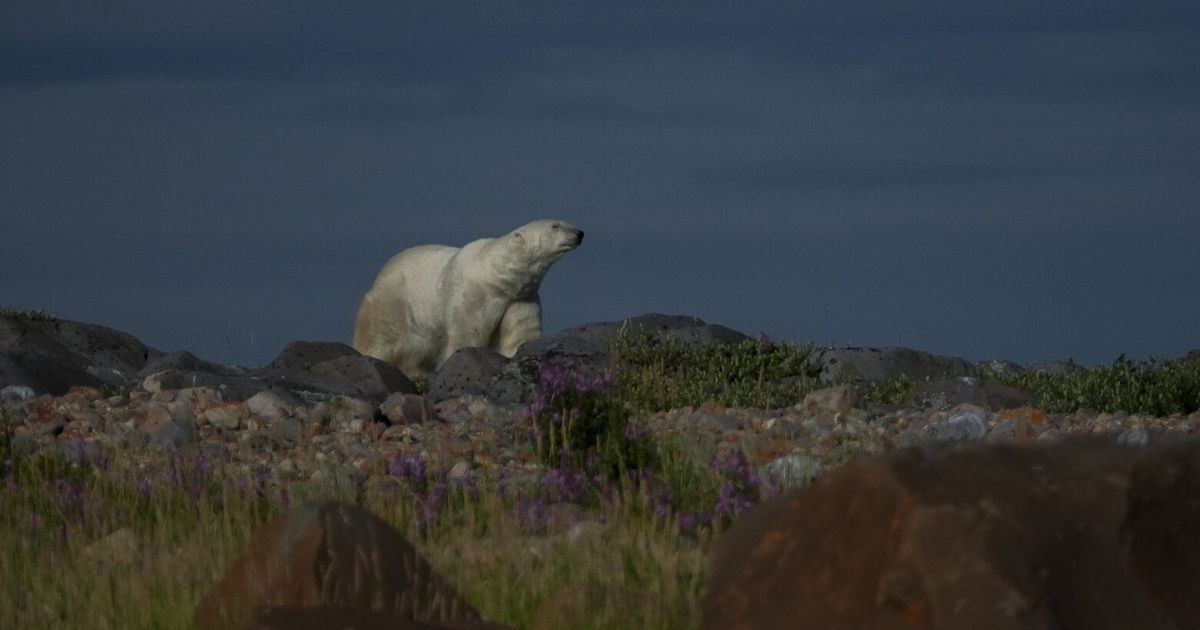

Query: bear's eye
[[551, 223, 560, 229]]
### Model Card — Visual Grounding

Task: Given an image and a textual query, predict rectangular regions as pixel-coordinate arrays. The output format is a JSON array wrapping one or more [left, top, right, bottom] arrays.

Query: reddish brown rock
[[196, 501, 485, 629], [704, 438, 1200, 630]]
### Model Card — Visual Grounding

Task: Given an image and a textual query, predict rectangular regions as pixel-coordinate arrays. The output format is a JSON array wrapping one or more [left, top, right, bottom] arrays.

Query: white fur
[[353, 219, 583, 377]]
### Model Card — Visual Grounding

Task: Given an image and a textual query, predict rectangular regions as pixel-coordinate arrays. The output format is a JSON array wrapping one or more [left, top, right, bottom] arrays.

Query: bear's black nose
[[575, 230, 584, 244]]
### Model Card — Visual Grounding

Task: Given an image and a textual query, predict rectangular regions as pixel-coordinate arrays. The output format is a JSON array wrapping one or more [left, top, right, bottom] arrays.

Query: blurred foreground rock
[[704, 438, 1200, 630], [196, 501, 500, 630]]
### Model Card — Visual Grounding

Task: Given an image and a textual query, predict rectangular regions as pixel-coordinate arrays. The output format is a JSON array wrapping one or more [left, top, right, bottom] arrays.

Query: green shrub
[[0, 306, 56, 322], [612, 334, 821, 411], [996, 355, 1200, 415]]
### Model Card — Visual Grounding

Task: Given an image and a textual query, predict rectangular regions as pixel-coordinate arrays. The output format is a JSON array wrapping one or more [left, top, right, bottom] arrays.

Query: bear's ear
[[513, 230, 524, 241]]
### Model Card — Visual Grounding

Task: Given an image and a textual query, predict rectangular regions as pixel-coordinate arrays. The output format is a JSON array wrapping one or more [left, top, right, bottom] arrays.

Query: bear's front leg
[[442, 289, 509, 363], [492, 300, 542, 357]]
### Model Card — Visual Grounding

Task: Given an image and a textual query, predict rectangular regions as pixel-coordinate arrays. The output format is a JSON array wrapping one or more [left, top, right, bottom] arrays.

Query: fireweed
[[526, 361, 657, 476]]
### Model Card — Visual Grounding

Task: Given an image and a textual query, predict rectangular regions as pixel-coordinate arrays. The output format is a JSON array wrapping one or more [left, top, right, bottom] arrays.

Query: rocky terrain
[[3, 310, 1200, 629], [2, 312, 1197, 491]]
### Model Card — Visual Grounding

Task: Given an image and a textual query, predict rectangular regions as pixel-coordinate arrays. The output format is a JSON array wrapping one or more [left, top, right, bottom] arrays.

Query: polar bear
[[353, 219, 584, 377]]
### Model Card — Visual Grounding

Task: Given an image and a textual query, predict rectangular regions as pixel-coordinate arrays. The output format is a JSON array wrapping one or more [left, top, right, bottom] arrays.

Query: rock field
[[4, 311, 1200, 629]]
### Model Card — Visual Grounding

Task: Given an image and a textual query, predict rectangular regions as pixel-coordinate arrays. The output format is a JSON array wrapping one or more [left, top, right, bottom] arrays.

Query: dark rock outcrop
[[1, 314, 162, 393], [812, 346, 973, 384], [1, 314, 415, 403], [428, 347, 512, 403], [704, 438, 1200, 630]]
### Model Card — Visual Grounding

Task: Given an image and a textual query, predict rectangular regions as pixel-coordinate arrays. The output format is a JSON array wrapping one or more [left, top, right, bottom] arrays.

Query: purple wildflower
[[495, 468, 511, 499], [193, 452, 212, 476], [454, 469, 479, 501], [388, 450, 427, 482], [710, 449, 763, 522], [539, 466, 589, 503], [421, 479, 449, 525]]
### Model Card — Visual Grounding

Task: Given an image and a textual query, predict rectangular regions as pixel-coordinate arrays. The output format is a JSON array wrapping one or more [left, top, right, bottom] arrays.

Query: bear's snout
[[573, 229, 584, 244]]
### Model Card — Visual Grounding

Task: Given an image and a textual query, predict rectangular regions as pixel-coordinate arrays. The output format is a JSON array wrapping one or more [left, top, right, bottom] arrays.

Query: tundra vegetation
[[2, 331, 1199, 628]]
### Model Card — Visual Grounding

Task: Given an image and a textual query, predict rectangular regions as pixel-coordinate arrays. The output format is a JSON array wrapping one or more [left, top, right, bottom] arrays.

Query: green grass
[[994, 354, 1200, 415], [611, 335, 822, 411], [0, 307, 57, 322], [0, 422, 745, 629]]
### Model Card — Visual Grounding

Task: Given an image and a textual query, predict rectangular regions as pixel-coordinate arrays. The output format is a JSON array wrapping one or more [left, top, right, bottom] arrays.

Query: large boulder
[[264, 341, 360, 371], [813, 346, 973, 384], [0, 313, 160, 376], [427, 347, 514, 403], [704, 438, 1200, 629], [0, 348, 105, 395], [196, 501, 486, 629], [0, 313, 162, 393]]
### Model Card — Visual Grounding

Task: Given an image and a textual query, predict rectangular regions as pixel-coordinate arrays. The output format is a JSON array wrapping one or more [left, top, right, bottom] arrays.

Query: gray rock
[[151, 416, 197, 450], [136, 351, 244, 379], [265, 341, 360, 371], [912, 377, 1032, 411], [286, 355, 416, 403], [141, 370, 274, 400], [0, 314, 160, 378], [923, 406, 989, 442], [245, 391, 295, 419], [813, 346, 973, 384], [428, 347, 509, 402], [1028, 359, 1086, 375], [1117, 427, 1150, 447], [1, 385, 35, 402], [761, 454, 827, 488], [0, 349, 105, 395], [513, 333, 611, 388], [447, 460, 473, 482]]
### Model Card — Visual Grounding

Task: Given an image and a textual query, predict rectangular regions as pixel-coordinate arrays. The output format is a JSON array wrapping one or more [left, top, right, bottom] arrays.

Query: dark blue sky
[[2, 1, 1197, 367]]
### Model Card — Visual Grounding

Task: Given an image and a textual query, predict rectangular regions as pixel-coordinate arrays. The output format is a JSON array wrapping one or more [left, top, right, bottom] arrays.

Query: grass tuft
[[0, 306, 57, 322]]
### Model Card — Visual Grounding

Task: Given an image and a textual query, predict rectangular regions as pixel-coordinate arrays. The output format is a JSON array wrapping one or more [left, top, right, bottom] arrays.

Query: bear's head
[[507, 219, 584, 276]]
